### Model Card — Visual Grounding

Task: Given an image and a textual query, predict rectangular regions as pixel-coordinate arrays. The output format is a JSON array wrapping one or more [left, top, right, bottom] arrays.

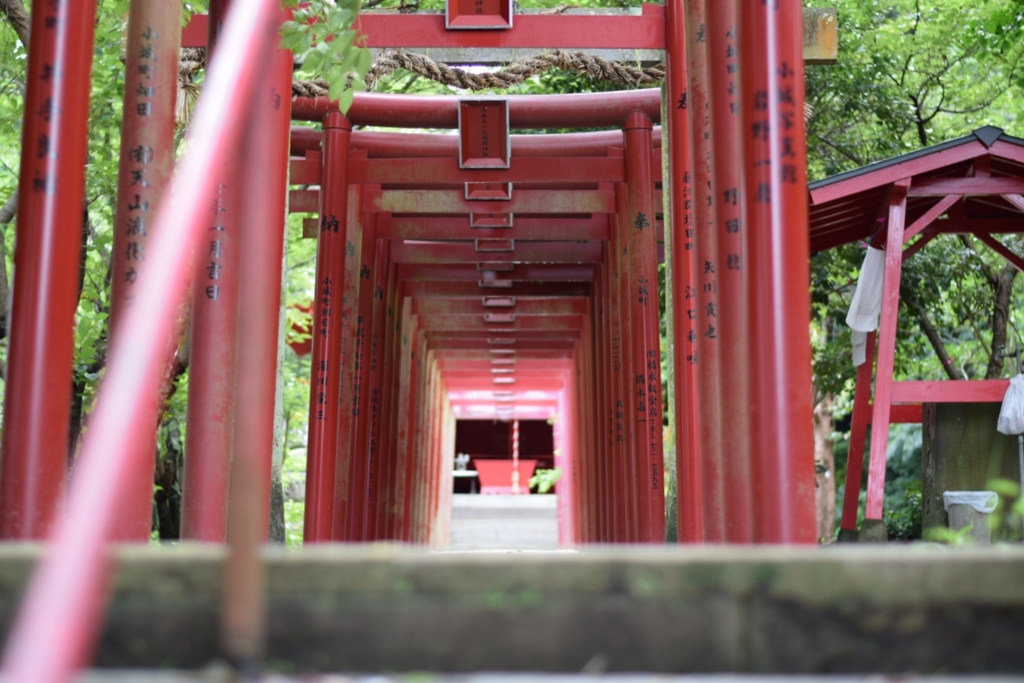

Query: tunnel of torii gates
[[0, 0, 838, 549]]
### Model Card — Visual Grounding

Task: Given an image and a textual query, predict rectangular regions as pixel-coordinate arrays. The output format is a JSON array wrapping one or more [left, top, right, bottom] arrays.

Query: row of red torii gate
[[2, 0, 844, 547]]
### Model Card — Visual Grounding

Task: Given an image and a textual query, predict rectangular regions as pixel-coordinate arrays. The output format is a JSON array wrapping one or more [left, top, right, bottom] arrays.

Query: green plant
[[529, 468, 562, 494], [924, 524, 976, 546], [281, 0, 373, 111]]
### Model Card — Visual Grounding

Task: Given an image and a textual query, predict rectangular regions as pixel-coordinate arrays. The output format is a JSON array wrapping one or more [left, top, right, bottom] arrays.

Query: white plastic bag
[[943, 491, 999, 514], [996, 374, 1024, 435]]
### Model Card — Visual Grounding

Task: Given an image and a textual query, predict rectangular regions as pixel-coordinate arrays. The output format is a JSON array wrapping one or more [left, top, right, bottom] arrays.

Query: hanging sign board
[[466, 182, 513, 200], [459, 99, 511, 169], [446, 0, 513, 30], [470, 212, 513, 228]]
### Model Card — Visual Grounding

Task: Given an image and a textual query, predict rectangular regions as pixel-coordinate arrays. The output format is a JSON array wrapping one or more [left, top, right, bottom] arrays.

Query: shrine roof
[[807, 126, 1024, 252]]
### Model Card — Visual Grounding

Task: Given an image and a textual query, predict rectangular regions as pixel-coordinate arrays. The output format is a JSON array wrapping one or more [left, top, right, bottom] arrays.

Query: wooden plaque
[[446, 0, 513, 30], [459, 99, 511, 168]]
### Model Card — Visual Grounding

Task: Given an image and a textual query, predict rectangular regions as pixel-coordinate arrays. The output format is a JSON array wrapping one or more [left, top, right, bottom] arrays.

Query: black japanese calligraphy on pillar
[[314, 277, 335, 421], [29, 3, 60, 198], [205, 183, 227, 301], [776, 59, 800, 188]]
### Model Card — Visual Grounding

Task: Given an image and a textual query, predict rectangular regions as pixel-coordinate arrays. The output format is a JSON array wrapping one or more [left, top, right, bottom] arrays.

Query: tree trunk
[[813, 393, 836, 543], [985, 265, 1017, 379]]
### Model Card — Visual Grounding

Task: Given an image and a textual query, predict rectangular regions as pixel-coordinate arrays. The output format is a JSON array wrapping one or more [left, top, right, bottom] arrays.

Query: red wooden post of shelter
[[107, 0, 182, 542], [0, 0, 99, 540], [663, 0, 703, 543], [864, 180, 910, 521], [304, 111, 352, 542], [181, 0, 243, 542]]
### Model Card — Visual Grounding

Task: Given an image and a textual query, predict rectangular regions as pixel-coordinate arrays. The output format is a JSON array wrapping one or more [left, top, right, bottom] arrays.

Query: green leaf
[[328, 78, 347, 103], [338, 86, 356, 113]]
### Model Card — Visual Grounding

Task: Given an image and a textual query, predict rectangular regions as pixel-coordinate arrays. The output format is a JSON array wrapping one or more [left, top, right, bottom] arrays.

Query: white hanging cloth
[[846, 247, 886, 366]]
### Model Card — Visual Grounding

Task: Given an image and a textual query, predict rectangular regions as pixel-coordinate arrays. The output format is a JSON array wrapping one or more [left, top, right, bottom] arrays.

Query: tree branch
[[907, 296, 964, 380], [0, 0, 30, 49]]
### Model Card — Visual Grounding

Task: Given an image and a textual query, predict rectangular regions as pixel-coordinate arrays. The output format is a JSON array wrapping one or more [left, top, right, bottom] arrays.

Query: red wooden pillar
[[330, 183, 366, 541], [0, 0, 99, 539], [370, 255, 397, 540], [376, 273, 404, 539], [595, 265, 616, 542], [302, 111, 352, 543], [840, 331, 876, 531], [612, 179, 640, 542], [347, 219, 381, 541], [401, 325, 425, 541], [865, 182, 910, 521], [664, 0, 702, 543], [221, 15, 286, 658], [388, 296, 415, 539], [624, 112, 665, 543], [106, 0, 181, 541], [181, 0, 243, 541], [706, 0, 752, 543], [685, 0, 725, 542], [362, 238, 390, 540], [229, 15, 292, 544], [741, 0, 818, 542], [598, 236, 622, 544]]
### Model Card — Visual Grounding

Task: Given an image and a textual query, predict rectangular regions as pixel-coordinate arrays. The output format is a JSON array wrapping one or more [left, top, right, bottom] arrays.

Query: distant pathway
[[448, 494, 559, 550]]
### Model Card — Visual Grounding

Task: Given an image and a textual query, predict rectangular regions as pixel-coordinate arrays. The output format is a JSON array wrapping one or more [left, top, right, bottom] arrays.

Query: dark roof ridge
[[809, 125, 1024, 190]]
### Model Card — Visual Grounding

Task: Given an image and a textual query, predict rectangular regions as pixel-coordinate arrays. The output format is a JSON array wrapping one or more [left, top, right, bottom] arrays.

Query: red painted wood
[[890, 380, 1009, 404], [1004, 193, 1024, 213], [742, 0, 818, 543], [686, 0, 724, 542], [865, 179, 909, 520], [181, 1, 244, 542], [302, 113, 352, 543], [866, 404, 923, 423], [293, 89, 663, 128], [840, 332, 874, 531], [392, 241, 602, 265], [459, 99, 510, 168], [0, 0, 99, 541], [346, 156, 626, 185], [974, 232, 1024, 273], [903, 231, 938, 263], [184, 7, 666, 50], [907, 177, 1024, 196], [106, 0, 182, 542], [230, 27, 292, 545], [0, 2, 280, 678], [664, 0, 702, 544], [808, 141, 984, 206], [446, 0, 512, 29], [379, 215, 609, 242], [331, 192, 367, 541], [901, 194, 960, 244], [707, 0, 752, 543], [624, 112, 665, 543]]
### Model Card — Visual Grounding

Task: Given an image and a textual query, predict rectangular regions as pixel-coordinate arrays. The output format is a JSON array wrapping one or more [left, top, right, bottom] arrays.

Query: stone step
[[0, 545, 1021, 674]]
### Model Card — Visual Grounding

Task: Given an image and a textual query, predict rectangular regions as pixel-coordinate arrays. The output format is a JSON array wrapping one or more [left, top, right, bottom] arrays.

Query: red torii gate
[[0, 1, 826, 676], [808, 125, 1024, 533]]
